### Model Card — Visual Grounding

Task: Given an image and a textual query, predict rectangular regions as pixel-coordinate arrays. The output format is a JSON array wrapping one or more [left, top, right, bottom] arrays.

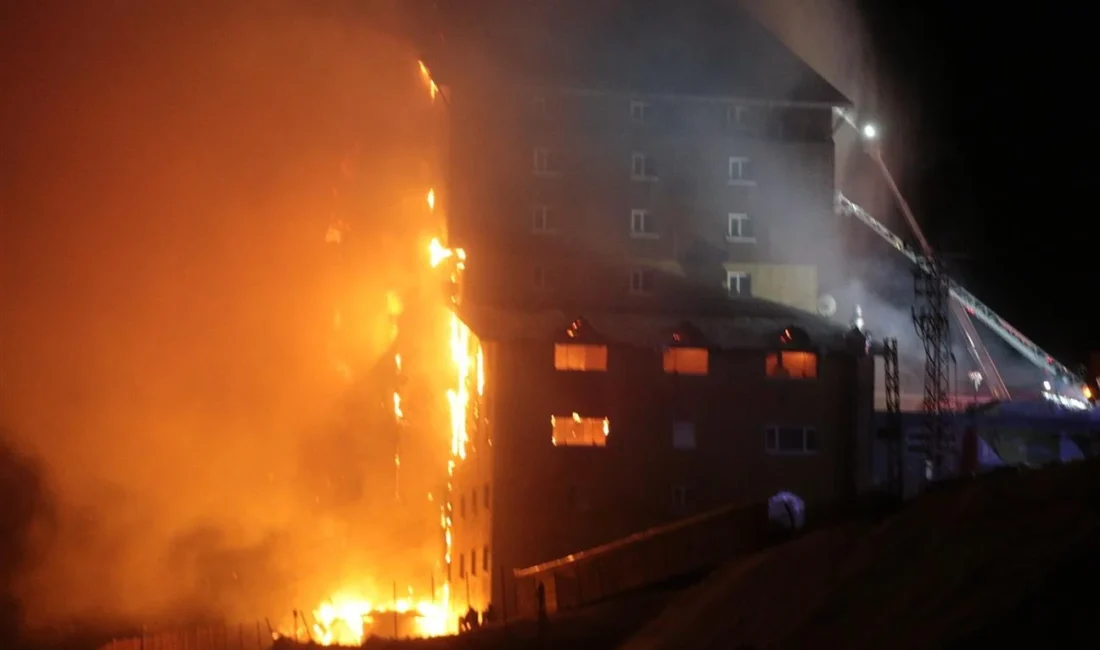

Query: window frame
[[727, 212, 755, 243], [551, 413, 610, 447], [630, 208, 658, 238], [531, 204, 552, 234], [727, 270, 752, 297], [629, 268, 655, 295], [533, 147, 557, 177], [728, 156, 756, 186], [662, 347, 709, 375], [764, 425, 819, 455], [631, 152, 658, 181], [672, 421, 697, 450], [630, 99, 650, 124], [553, 343, 608, 372]]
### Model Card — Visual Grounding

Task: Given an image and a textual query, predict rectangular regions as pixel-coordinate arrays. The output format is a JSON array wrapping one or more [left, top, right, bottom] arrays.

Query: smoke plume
[[2, 0, 446, 633]]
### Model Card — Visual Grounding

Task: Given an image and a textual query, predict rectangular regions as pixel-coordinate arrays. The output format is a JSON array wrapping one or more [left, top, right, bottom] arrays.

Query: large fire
[[300, 60, 478, 645]]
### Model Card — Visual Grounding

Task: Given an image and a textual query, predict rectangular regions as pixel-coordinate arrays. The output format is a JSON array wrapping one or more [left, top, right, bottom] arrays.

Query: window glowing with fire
[[554, 343, 608, 371], [551, 412, 610, 447], [765, 351, 818, 379]]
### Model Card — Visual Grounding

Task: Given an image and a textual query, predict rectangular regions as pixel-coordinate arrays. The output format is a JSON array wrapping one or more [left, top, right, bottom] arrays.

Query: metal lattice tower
[[912, 263, 952, 481], [882, 338, 903, 498]]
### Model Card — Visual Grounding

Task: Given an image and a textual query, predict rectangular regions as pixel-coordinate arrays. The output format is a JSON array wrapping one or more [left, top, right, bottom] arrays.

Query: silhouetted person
[[536, 581, 547, 638]]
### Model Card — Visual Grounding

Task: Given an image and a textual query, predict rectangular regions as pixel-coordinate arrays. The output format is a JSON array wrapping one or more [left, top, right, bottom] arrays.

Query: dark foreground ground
[[360, 459, 1100, 650], [30, 459, 1100, 650]]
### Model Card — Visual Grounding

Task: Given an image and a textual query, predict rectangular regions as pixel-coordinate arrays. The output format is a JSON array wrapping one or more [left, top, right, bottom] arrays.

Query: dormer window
[[663, 347, 709, 375]]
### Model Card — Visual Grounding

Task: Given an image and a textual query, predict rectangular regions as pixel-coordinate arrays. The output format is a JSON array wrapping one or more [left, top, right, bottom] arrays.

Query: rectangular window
[[554, 343, 608, 371], [630, 268, 655, 295], [672, 421, 696, 450], [630, 100, 650, 124], [663, 347, 709, 375], [471, 487, 478, 516], [533, 148, 555, 175], [630, 209, 657, 238], [459, 553, 466, 578], [726, 104, 752, 131], [765, 426, 818, 454], [765, 351, 818, 379], [471, 549, 477, 576], [727, 271, 752, 297], [728, 156, 755, 185], [631, 153, 658, 180], [482, 545, 490, 572], [727, 213, 755, 242], [551, 413, 609, 447], [531, 94, 546, 116], [672, 485, 690, 508], [531, 204, 551, 233]]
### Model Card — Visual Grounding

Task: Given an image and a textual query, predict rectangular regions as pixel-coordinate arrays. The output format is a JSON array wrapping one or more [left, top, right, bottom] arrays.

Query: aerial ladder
[[835, 192, 1081, 390]]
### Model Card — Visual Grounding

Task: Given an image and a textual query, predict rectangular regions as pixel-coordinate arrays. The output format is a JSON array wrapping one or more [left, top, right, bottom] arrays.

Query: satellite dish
[[817, 294, 837, 317]]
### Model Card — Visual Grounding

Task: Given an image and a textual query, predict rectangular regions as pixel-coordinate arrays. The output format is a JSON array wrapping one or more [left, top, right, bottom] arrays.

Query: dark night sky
[[856, 2, 1098, 363]]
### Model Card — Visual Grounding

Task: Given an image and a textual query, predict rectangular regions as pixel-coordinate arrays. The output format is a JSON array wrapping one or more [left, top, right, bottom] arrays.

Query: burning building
[[447, 300, 875, 616], [404, 0, 879, 620]]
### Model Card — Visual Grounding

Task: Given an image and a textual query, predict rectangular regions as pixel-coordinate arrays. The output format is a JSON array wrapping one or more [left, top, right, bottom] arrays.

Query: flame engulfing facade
[[296, 61, 471, 644]]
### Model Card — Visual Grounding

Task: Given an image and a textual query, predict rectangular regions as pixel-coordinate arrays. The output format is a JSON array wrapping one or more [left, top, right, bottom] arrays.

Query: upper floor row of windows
[[531, 203, 756, 244], [527, 93, 832, 142], [533, 148, 757, 186], [553, 342, 818, 379]]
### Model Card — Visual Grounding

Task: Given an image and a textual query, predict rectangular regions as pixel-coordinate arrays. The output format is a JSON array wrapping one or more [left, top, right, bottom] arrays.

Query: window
[[726, 104, 752, 131], [765, 426, 818, 454], [533, 147, 556, 175], [459, 553, 466, 578], [765, 350, 818, 379], [630, 209, 657, 238], [630, 100, 650, 124], [728, 156, 755, 185], [672, 485, 690, 508], [482, 545, 490, 572], [551, 413, 609, 447], [672, 421, 696, 450], [471, 487, 478, 517], [727, 271, 752, 297], [531, 94, 547, 116], [630, 268, 655, 295], [727, 213, 755, 242], [484, 484, 490, 510], [631, 153, 658, 180], [531, 204, 552, 234], [663, 347, 709, 375], [554, 343, 608, 371], [471, 549, 477, 576]]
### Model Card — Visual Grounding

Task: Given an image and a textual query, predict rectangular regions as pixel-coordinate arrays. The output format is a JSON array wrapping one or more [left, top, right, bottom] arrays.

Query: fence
[[513, 501, 769, 617], [99, 622, 272, 650]]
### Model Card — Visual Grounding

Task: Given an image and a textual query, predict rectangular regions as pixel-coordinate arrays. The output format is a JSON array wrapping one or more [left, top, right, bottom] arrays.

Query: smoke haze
[[2, 0, 447, 632]]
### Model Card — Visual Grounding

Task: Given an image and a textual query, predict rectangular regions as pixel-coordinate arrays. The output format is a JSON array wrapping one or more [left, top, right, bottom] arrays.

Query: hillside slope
[[622, 461, 1100, 650]]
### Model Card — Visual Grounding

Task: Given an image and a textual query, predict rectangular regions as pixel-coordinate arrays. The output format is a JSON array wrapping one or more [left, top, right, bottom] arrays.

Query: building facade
[[428, 0, 850, 315], [448, 305, 874, 617], [416, 0, 865, 620]]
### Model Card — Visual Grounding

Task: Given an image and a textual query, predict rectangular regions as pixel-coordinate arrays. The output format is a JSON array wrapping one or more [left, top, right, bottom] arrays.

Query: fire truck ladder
[[835, 192, 1080, 391]]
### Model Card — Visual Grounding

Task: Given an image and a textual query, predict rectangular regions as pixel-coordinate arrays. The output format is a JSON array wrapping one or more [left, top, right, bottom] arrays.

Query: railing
[[98, 622, 271, 650], [512, 502, 768, 618]]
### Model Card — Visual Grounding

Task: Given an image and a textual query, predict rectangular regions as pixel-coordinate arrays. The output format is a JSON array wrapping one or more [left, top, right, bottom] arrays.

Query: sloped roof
[[459, 299, 854, 351], [419, 0, 849, 105]]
